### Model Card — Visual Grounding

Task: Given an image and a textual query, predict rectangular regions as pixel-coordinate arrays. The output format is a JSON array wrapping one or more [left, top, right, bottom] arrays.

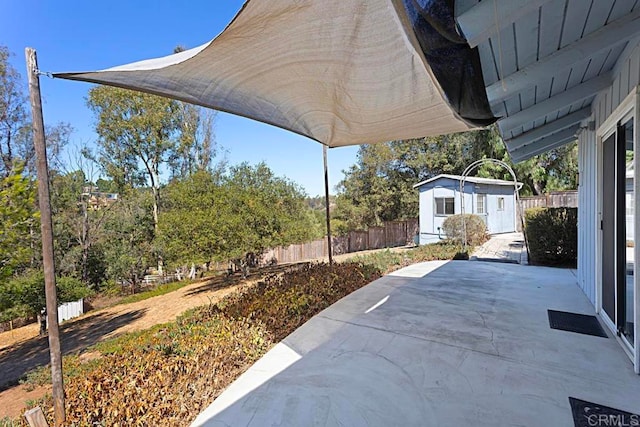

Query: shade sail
[[54, 0, 496, 147]]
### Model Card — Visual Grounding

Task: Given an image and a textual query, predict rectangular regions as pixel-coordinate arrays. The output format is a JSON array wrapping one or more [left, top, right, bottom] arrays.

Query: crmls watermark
[[586, 414, 640, 426]]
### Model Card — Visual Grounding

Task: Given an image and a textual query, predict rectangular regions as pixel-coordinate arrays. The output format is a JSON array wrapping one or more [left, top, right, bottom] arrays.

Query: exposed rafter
[[498, 73, 611, 133], [486, 8, 640, 104], [456, 0, 553, 48], [510, 125, 580, 162], [504, 107, 591, 151], [612, 36, 640, 77]]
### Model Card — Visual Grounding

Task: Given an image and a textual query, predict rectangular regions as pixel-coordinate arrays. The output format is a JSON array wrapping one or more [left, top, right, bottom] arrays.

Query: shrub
[[219, 262, 381, 341], [351, 250, 406, 273], [525, 207, 577, 266], [352, 243, 469, 274], [25, 262, 381, 426], [410, 242, 469, 262], [57, 276, 92, 303], [441, 214, 488, 246]]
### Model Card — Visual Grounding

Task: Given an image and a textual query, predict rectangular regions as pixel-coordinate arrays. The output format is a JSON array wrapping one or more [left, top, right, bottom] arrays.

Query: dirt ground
[[0, 272, 251, 419]]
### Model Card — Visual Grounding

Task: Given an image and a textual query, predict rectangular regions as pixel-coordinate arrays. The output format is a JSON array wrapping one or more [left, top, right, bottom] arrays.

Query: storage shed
[[413, 174, 519, 245]]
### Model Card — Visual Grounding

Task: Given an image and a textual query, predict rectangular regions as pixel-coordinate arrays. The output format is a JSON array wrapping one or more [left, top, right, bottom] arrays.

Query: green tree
[[101, 190, 155, 293], [87, 86, 182, 232], [0, 270, 90, 321], [48, 169, 110, 288], [334, 126, 578, 232], [333, 133, 478, 231], [158, 170, 225, 265], [49, 170, 86, 273], [169, 103, 219, 178], [475, 126, 578, 195], [158, 164, 322, 267], [0, 46, 26, 177], [222, 163, 319, 256], [168, 46, 221, 178], [0, 165, 37, 280]]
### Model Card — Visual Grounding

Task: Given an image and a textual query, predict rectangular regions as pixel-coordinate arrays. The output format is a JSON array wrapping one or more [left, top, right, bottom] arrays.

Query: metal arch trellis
[[459, 159, 529, 259]]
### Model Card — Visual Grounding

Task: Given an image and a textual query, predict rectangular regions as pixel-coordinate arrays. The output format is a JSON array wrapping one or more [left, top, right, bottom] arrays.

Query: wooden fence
[[516, 190, 578, 231], [262, 219, 419, 265], [519, 191, 578, 211]]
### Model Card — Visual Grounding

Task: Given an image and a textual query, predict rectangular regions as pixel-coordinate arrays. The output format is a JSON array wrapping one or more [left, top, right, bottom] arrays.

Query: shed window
[[497, 197, 505, 211], [476, 194, 486, 214], [435, 197, 454, 215]]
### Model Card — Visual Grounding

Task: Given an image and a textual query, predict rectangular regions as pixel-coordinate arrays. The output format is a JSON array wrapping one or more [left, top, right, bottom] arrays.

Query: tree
[[333, 133, 478, 231], [157, 164, 322, 267], [101, 190, 155, 293], [1, 46, 72, 178], [50, 169, 86, 272], [0, 165, 38, 280], [222, 163, 320, 256], [48, 168, 110, 288], [0, 270, 90, 322], [157, 170, 225, 265], [0, 46, 26, 177], [87, 86, 182, 232], [475, 126, 578, 195], [167, 45, 221, 178], [169, 103, 219, 178], [334, 126, 579, 232]]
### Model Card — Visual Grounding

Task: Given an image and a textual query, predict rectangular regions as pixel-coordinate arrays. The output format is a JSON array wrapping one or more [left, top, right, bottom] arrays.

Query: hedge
[[525, 207, 577, 266]]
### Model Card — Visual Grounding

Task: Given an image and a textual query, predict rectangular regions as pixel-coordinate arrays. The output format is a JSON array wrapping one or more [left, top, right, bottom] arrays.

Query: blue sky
[[2, 0, 359, 197]]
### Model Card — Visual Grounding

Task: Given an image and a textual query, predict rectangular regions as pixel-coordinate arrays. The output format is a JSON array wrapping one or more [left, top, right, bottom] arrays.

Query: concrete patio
[[192, 261, 640, 427], [471, 232, 528, 264]]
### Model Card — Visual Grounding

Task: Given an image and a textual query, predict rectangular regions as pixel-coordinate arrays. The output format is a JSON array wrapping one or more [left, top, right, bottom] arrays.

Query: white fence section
[[57, 299, 84, 323]]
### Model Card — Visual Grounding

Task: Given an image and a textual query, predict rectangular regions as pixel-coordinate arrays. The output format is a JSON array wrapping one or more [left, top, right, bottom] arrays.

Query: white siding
[[579, 41, 640, 372], [593, 43, 640, 130], [578, 129, 597, 305], [417, 178, 517, 244], [579, 40, 640, 307]]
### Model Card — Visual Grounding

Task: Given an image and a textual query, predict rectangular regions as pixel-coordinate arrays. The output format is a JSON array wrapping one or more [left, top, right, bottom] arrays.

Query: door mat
[[569, 397, 639, 427], [472, 257, 520, 264], [547, 310, 608, 338]]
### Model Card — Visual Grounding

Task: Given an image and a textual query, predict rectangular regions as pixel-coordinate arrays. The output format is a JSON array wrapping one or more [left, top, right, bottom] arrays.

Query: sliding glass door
[[601, 116, 635, 350]]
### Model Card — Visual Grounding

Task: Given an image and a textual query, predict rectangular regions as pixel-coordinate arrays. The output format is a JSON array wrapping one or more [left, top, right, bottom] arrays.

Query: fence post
[[384, 223, 389, 248], [25, 47, 65, 426], [24, 407, 49, 427]]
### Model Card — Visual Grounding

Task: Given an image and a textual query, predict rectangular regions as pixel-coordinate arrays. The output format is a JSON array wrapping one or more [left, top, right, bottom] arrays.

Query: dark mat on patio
[[548, 310, 608, 338], [472, 257, 519, 264], [569, 397, 639, 427]]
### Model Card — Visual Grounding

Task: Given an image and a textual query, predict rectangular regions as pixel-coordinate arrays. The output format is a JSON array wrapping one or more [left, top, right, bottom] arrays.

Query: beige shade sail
[[54, 0, 494, 147]]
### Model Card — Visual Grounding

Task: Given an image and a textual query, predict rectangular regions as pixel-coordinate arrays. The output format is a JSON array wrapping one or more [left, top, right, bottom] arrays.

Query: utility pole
[[25, 47, 65, 426], [80, 191, 89, 284], [323, 145, 333, 265]]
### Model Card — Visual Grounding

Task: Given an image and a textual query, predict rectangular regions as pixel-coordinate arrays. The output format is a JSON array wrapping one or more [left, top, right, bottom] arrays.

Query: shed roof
[[412, 174, 519, 189]]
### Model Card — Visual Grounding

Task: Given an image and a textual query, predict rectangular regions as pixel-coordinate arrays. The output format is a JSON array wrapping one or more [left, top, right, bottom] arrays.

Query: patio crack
[[476, 311, 500, 357]]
